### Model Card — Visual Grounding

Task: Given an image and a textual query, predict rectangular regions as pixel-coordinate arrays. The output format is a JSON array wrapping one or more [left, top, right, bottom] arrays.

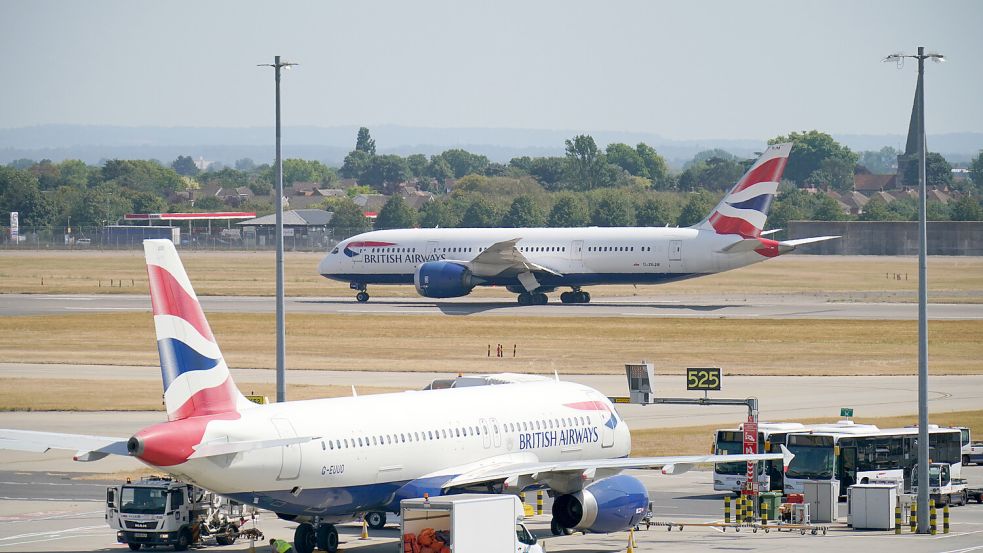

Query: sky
[[1, 0, 981, 141]]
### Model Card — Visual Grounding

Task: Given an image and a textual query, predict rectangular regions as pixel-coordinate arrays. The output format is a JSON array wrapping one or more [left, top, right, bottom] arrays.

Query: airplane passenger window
[[321, 441, 326, 450], [483, 425, 489, 435], [386, 436, 392, 444], [344, 439, 349, 448], [372, 437, 377, 445], [428, 431, 434, 439], [415, 432, 420, 440], [400, 433, 406, 442], [535, 421, 540, 430], [547, 420, 553, 429], [469, 427, 474, 435], [329, 441, 334, 450], [442, 430, 448, 438], [455, 429, 460, 437], [358, 438, 363, 447]]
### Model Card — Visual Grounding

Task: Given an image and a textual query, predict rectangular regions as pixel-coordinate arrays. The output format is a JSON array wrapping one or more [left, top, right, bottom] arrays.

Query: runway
[[2, 293, 982, 319]]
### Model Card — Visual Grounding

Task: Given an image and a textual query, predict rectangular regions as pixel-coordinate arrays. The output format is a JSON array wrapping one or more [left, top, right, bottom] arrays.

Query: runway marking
[[0, 496, 91, 502], [0, 524, 106, 548], [0, 480, 104, 487], [63, 307, 144, 311], [0, 510, 102, 522]]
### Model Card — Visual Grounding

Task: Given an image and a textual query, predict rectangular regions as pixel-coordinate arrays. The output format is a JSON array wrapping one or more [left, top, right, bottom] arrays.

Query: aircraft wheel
[[128, 544, 141, 551], [518, 293, 532, 305], [534, 293, 548, 305], [575, 291, 590, 303], [294, 522, 317, 553], [356, 291, 369, 303], [366, 511, 387, 530], [316, 523, 339, 553], [560, 292, 572, 304]]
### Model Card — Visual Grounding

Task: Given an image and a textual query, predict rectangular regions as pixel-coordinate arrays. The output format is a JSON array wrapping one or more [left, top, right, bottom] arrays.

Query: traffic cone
[[360, 518, 369, 540]]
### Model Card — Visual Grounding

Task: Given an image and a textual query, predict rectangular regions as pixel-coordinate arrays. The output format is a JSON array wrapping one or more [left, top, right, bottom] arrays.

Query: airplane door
[[569, 240, 584, 273], [479, 418, 491, 449], [272, 418, 301, 481], [425, 241, 439, 259], [587, 392, 615, 448], [490, 417, 502, 448], [668, 240, 684, 273]]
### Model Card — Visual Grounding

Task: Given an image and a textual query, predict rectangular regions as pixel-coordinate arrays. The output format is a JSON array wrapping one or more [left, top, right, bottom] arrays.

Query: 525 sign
[[686, 368, 721, 391]]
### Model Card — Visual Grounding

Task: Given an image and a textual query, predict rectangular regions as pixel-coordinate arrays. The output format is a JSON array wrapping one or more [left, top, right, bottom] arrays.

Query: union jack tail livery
[[696, 142, 792, 238], [144, 239, 252, 420]]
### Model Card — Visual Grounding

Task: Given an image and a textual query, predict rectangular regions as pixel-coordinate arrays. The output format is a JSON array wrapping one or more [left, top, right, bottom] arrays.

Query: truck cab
[[911, 463, 968, 506]]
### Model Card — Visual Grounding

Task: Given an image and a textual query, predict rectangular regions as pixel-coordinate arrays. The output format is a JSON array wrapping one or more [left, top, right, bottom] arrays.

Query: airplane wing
[[0, 429, 130, 462], [440, 447, 793, 493], [438, 238, 563, 293]]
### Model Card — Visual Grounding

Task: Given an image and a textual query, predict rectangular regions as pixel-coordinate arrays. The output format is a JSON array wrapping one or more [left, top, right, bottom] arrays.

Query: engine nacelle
[[552, 475, 649, 533], [414, 261, 475, 298]]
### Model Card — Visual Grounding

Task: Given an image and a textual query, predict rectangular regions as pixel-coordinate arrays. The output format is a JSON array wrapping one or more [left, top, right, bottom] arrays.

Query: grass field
[[1, 312, 980, 376], [1, 250, 981, 302]]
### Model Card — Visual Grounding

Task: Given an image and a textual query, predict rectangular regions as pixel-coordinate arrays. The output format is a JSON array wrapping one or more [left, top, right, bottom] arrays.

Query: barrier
[[724, 495, 731, 524], [537, 491, 544, 515], [943, 503, 950, 534], [895, 505, 901, 534], [930, 499, 937, 535]]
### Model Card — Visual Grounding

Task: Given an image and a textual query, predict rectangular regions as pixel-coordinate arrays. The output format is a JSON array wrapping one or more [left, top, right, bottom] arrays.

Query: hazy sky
[[1, 0, 981, 140]]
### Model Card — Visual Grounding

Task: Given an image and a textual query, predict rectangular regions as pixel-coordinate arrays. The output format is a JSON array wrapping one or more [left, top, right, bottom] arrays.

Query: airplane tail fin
[[143, 239, 252, 421], [694, 142, 793, 237]]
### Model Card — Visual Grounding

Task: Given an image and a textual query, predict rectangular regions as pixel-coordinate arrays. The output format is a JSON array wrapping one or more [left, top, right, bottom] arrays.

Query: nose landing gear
[[350, 283, 370, 303]]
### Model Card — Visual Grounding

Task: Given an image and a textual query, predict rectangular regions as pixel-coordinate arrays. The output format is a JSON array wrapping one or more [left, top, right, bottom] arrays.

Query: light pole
[[258, 56, 298, 403], [884, 46, 944, 534]]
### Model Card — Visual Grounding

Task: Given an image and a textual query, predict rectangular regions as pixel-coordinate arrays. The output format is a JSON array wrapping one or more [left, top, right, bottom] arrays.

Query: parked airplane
[[319, 142, 836, 304], [0, 240, 790, 553]]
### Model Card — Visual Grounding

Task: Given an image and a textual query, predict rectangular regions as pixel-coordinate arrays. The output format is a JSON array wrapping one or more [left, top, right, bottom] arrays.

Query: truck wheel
[[315, 524, 339, 553], [366, 511, 387, 530], [294, 523, 316, 553], [174, 528, 191, 552], [964, 455, 970, 466], [128, 544, 141, 551], [550, 518, 573, 536]]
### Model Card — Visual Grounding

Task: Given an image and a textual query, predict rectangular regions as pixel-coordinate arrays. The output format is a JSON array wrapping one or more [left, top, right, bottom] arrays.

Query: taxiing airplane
[[0, 239, 791, 553], [319, 142, 837, 304]]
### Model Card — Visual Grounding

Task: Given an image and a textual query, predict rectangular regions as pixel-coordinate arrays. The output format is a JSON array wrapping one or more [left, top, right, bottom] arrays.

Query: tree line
[[2, 127, 982, 234]]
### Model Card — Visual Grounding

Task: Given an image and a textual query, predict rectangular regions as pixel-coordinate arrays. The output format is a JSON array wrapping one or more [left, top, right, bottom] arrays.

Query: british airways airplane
[[319, 143, 836, 304], [1, 240, 789, 553]]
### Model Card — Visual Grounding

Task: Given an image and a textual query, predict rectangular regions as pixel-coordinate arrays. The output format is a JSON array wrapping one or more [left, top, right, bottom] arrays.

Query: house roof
[[353, 194, 389, 212], [238, 209, 333, 226], [839, 191, 869, 209], [854, 174, 898, 192]]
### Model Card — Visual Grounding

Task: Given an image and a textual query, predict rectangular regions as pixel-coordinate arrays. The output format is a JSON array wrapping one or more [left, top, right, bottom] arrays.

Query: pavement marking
[[0, 525, 106, 549], [0, 496, 91, 501], [63, 307, 144, 311]]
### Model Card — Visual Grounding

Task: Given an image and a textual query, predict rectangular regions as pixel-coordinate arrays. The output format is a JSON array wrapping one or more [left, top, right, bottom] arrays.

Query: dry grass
[[630, 409, 983, 457], [0, 251, 980, 302], [0, 378, 405, 411], [0, 312, 979, 376]]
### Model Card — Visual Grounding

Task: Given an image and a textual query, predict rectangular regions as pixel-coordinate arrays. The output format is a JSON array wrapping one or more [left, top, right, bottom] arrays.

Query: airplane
[[0, 239, 791, 553], [319, 142, 837, 304]]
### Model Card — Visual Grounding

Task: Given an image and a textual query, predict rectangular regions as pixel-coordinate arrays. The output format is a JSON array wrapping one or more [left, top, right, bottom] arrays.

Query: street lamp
[[883, 46, 943, 534], [258, 56, 298, 403]]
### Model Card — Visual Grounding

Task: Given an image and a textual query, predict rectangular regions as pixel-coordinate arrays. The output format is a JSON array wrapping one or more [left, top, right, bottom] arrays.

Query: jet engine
[[551, 475, 649, 533], [414, 261, 476, 298]]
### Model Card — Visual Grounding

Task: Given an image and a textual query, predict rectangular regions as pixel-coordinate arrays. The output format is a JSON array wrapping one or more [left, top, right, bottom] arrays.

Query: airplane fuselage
[[319, 226, 767, 289], [148, 380, 631, 521]]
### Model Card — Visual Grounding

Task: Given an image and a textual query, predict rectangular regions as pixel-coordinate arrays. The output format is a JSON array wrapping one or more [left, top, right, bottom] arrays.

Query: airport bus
[[712, 421, 860, 494], [784, 423, 963, 495]]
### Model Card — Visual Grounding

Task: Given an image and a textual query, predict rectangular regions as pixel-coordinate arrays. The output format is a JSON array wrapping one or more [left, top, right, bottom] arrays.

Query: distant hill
[[0, 125, 979, 168]]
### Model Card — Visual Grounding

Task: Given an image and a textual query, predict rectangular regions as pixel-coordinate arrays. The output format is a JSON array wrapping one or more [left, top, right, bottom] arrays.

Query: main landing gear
[[559, 289, 591, 304], [517, 292, 549, 305], [294, 522, 339, 553], [350, 283, 370, 303]]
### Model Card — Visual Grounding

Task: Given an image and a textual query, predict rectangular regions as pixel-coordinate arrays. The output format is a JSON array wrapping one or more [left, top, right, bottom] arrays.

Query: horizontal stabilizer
[[780, 236, 839, 249], [189, 436, 317, 459], [0, 429, 129, 460], [719, 239, 763, 254]]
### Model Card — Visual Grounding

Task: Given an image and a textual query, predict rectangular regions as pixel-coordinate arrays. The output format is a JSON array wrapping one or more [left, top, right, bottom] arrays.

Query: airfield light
[[884, 46, 943, 534], [257, 56, 298, 403]]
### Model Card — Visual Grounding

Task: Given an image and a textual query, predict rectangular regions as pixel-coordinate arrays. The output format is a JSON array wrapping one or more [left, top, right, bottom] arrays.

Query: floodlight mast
[[257, 56, 298, 403], [884, 45, 943, 535]]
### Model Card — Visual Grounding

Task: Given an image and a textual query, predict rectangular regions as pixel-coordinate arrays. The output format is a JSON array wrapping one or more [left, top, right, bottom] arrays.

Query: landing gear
[[316, 523, 340, 553], [351, 283, 370, 303], [560, 289, 590, 304], [365, 511, 387, 530], [518, 292, 548, 305], [294, 522, 317, 553], [550, 518, 574, 536]]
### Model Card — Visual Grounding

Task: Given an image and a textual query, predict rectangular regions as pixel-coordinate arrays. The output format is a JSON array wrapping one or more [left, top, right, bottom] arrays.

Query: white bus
[[784, 423, 963, 496], [712, 422, 810, 493]]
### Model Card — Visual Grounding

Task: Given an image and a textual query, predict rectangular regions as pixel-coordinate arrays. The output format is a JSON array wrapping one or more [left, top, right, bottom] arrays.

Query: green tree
[[636, 143, 670, 189], [235, 158, 257, 172], [678, 157, 743, 192], [605, 143, 647, 177], [590, 191, 634, 226], [548, 195, 589, 227], [686, 149, 736, 168], [56, 159, 93, 188], [194, 196, 226, 211], [969, 151, 983, 190], [101, 159, 183, 197], [635, 196, 675, 226], [29, 159, 60, 190], [902, 152, 953, 189], [405, 154, 428, 178], [426, 155, 454, 184], [564, 135, 605, 190], [950, 196, 983, 221], [483, 162, 508, 177], [0, 167, 51, 226], [280, 159, 334, 185], [131, 191, 168, 213], [440, 149, 489, 178], [171, 155, 199, 177], [327, 198, 371, 234], [458, 196, 499, 227], [360, 155, 408, 194], [767, 187, 812, 232], [418, 199, 459, 228], [509, 156, 534, 173], [858, 147, 899, 174], [811, 193, 848, 221], [374, 195, 417, 229], [502, 195, 546, 227], [768, 130, 858, 185], [340, 150, 372, 180], [355, 127, 376, 155], [677, 191, 716, 226], [527, 157, 567, 190]]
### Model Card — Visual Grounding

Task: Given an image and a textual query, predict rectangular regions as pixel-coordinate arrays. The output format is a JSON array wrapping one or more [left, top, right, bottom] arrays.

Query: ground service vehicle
[[399, 494, 543, 553], [911, 463, 968, 506], [784, 424, 963, 495], [106, 476, 242, 551]]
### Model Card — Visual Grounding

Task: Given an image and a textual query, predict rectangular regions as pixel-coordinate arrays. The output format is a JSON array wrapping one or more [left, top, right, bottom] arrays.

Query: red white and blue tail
[[144, 239, 252, 421], [696, 142, 792, 238]]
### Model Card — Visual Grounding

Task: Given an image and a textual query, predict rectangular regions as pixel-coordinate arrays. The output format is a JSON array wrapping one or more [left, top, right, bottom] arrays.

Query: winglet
[[781, 444, 795, 473]]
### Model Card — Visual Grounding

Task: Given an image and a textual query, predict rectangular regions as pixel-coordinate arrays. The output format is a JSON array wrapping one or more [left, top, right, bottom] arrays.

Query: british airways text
[[520, 427, 599, 450]]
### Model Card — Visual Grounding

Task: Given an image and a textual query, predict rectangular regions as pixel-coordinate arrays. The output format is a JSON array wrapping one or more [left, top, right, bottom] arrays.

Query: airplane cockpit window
[[330, 247, 339, 254]]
